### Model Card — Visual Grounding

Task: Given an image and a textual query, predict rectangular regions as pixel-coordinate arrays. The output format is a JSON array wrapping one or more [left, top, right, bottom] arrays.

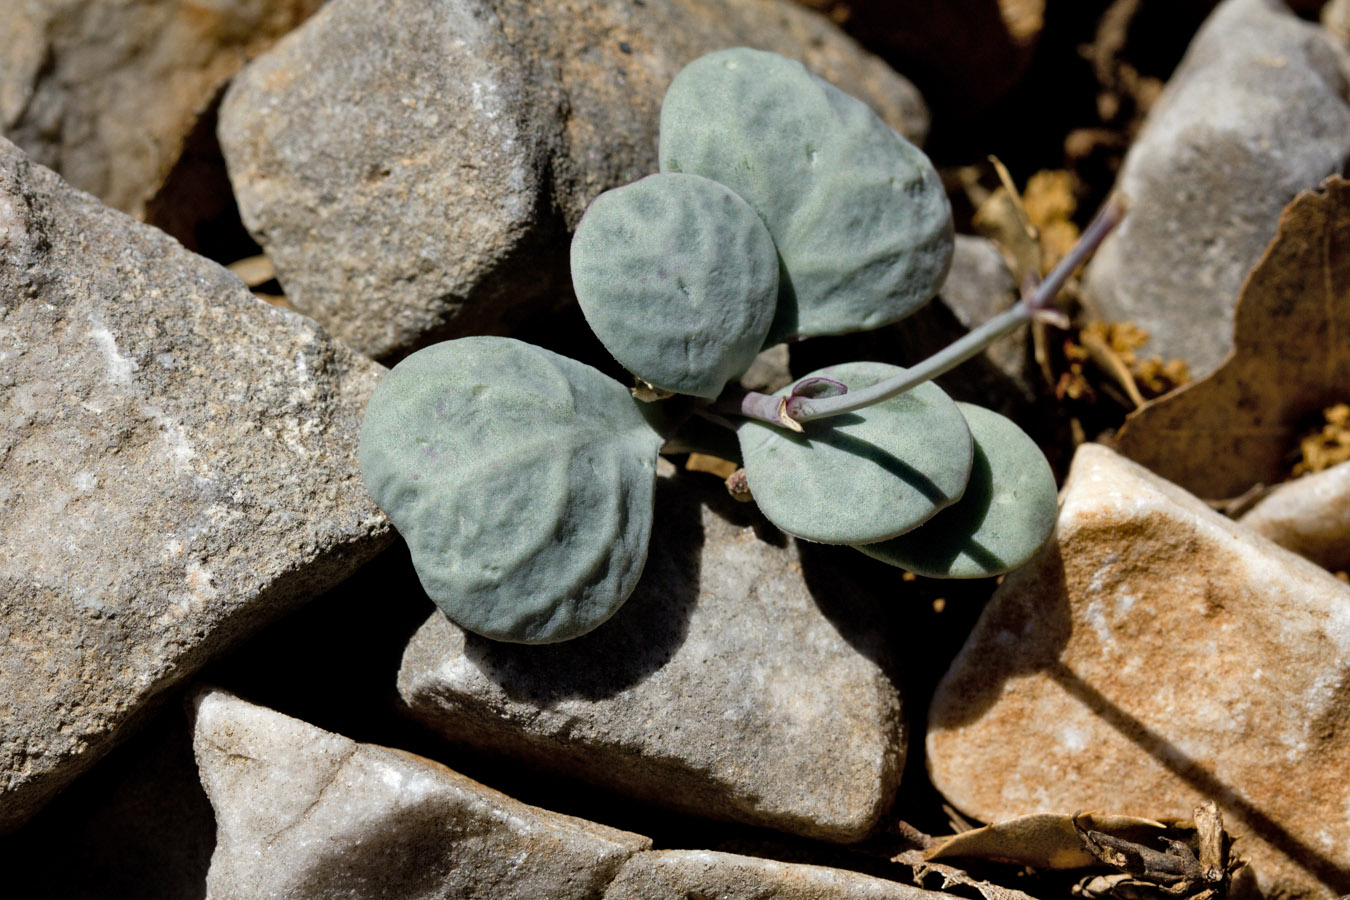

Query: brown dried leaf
[[924, 812, 1169, 870], [1114, 176, 1350, 498], [893, 849, 1044, 900]]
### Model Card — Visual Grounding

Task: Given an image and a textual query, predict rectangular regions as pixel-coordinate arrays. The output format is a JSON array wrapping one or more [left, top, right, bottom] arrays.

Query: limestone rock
[[398, 474, 904, 842], [192, 688, 650, 900], [927, 443, 1350, 900], [218, 0, 928, 361], [605, 849, 957, 900], [1240, 462, 1350, 574], [0, 0, 320, 219], [0, 139, 391, 832], [1083, 0, 1350, 378]]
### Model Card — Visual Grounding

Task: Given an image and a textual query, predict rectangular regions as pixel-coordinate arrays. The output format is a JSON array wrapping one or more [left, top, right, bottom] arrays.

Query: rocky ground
[[2, 1, 1350, 898]]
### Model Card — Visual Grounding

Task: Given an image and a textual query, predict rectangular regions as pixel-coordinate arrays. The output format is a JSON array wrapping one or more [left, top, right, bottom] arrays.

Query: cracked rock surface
[[191, 688, 651, 900], [0, 138, 391, 832], [218, 0, 927, 361], [399, 472, 904, 842], [927, 443, 1350, 900]]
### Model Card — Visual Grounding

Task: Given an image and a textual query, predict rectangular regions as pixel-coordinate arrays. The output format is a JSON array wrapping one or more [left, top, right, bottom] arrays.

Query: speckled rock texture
[[192, 688, 650, 900], [218, 0, 928, 361], [0, 0, 320, 219], [927, 443, 1350, 900], [604, 849, 960, 900], [398, 473, 904, 842], [0, 139, 391, 833], [1240, 461, 1350, 573], [1083, 0, 1350, 378]]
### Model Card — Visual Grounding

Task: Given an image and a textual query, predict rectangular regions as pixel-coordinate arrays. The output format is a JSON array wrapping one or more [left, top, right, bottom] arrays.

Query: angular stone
[[218, 0, 927, 361], [192, 688, 650, 900], [0, 139, 391, 832], [1240, 461, 1350, 573], [1083, 0, 1350, 378], [398, 474, 904, 842], [927, 443, 1350, 900], [605, 849, 957, 900], [0, 0, 320, 219]]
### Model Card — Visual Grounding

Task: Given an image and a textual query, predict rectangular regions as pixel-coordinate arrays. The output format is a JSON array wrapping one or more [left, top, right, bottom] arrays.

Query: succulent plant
[[359, 47, 1125, 644]]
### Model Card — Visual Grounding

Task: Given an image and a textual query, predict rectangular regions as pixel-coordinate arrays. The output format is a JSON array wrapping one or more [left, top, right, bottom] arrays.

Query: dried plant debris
[[925, 812, 1173, 870], [1059, 322, 1189, 408], [1072, 803, 1241, 900], [1115, 176, 1350, 499], [1293, 403, 1350, 476], [893, 805, 1240, 900]]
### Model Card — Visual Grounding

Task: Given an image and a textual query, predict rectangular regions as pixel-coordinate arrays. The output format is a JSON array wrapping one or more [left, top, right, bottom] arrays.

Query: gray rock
[[0, 138, 391, 833], [1083, 0, 1350, 378], [927, 443, 1350, 900], [192, 688, 650, 900], [218, 0, 928, 361], [0, 0, 320, 219], [1240, 461, 1350, 573], [605, 849, 959, 900], [398, 473, 904, 842]]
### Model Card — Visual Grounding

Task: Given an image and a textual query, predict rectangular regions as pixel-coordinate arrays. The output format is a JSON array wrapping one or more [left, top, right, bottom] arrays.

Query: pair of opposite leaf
[[359, 48, 1059, 644]]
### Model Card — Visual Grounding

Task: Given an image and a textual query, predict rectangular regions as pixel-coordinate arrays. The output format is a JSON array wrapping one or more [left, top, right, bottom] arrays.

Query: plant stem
[[732, 193, 1127, 426]]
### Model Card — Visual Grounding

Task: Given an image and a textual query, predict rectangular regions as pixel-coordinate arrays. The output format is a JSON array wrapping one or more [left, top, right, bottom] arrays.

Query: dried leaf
[[893, 849, 1044, 900], [685, 453, 739, 479], [924, 812, 1169, 870], [1114, 176, 1350, 498]]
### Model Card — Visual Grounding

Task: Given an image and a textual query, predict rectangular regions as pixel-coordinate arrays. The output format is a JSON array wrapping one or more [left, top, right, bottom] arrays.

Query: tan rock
[[927, 443, 1350, 900], [192, 688, 650, 900], [0, 0, 320, 219], [605, 849, 959, 900], [1240, 462, 1350, 574]]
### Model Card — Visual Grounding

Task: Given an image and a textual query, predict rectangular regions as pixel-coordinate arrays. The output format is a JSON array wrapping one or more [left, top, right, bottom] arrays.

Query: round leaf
[[659, 47, 953, 344], [571, 173, 779, 399], [856, 403, 1058, 578], [737, 362, 972, 544], [359, 337, 663, 643]]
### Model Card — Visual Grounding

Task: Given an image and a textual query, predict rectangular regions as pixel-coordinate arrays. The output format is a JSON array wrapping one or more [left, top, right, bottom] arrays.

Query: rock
[[927, 443, 1350, 900], [191, 688, 650, 900], [0, 139, 391, 833], [1240, 462, 1350, 574], [604, 849, 957, 900], [0, 0, 320, 219], [398, 473, 904, 842], [218, 0, 928, 361], [1082, 0, 1350, 379]]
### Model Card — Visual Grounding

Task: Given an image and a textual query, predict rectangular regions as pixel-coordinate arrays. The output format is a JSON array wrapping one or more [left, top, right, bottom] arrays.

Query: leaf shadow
[[461, 473, 703, 702]]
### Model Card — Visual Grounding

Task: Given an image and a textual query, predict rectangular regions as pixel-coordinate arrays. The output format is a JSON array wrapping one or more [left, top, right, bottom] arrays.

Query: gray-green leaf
[[738, 362, 972, 544], [659, 47, 953, 344], [856, 403, 1058, 577], [359, 337, 663, 643], [571, 172, 779, 398]]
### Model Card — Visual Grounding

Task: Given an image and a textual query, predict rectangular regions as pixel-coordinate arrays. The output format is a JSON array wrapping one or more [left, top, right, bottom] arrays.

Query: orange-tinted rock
[[928, 443, 1350, 900]]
